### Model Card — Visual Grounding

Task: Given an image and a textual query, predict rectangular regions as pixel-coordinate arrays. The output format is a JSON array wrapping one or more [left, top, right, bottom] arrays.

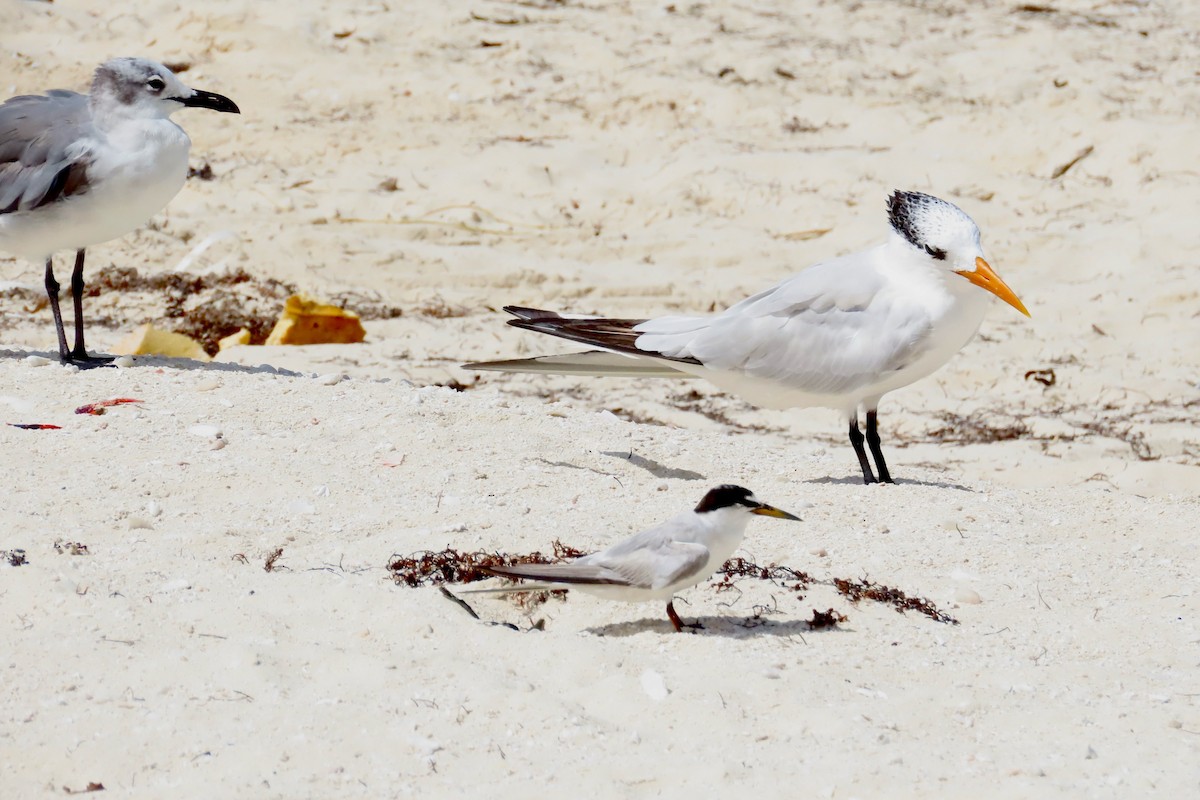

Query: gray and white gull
[[0, 57, 239, 366]]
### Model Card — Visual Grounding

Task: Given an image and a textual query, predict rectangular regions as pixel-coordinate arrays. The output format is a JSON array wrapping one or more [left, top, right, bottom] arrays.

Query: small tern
[[476, 485, 800, 632], [0, 58, 240, 366], [465, 191, 1030, 484]]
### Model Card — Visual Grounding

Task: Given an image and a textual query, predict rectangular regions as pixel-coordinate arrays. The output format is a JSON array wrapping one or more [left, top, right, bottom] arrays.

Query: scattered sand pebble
[[113, 355, 135, 368], [210, 437, 226, 451], [127, 516, 154, 531], [146, 501, 162, 518], [23, 355, 51, 367], [0, 394, 34, 413], [317, 373, 345, 386], [810, 546, 828, 557], [640, 669, 668, 701], [955, 588, 983, 605], [189, 424, 222, 438], [195, 377, 221, 391]]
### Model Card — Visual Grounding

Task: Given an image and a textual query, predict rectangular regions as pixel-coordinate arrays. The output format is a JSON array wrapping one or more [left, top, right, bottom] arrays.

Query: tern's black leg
[[848, 417, 877, 485], [665, 600, 703, 633], [44, 258, 71, 361], [865, 409, 894, 484], [67, 249, 113, 368]]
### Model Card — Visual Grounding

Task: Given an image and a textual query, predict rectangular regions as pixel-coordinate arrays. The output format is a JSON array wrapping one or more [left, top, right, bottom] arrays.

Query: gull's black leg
[[68, 249, 113, 368], [849, 417, 877, 484], [665, 600, 703, 633], [44, 257, 71, 361], [865, 409, 894, 484]]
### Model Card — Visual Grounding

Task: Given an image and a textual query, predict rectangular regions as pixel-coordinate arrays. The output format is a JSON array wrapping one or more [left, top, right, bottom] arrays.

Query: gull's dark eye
[[924, 243, 947, 261], [147, 76, 166, 92]]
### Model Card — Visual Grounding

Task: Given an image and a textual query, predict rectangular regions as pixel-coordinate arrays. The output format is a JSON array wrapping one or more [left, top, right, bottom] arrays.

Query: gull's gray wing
[[0, 90, 94, 215]]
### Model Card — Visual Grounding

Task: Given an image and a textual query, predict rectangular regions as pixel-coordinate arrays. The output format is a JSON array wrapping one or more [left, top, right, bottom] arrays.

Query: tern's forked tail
[[463, 349, 691, 377], [462, 306, 700, 376]]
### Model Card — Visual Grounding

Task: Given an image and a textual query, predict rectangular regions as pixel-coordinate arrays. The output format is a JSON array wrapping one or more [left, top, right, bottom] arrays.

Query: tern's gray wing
[[585, 540, 710, 590], [0, 91, 94, 215], [486, 534, 710, 592], [634, 251, 935, 395]]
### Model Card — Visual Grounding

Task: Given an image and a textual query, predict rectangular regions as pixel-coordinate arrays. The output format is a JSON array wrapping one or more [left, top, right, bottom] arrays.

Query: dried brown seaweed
[[833, 577, 958, 625], [387, 540, 583, 611]]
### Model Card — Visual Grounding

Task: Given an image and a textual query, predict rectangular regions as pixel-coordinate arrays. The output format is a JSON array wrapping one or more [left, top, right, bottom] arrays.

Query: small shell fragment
[[640, 669, 669, 701], [955, 588, 983, 605]]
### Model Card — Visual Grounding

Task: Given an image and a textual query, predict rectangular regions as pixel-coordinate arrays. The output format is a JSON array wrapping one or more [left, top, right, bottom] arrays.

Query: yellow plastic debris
[[265, 294, 366, 346], [217, 328, 251, 352], [112, 324, 211, 361]]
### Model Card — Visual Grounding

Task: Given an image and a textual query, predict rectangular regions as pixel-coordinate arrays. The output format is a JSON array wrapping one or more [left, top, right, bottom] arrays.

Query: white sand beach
[[2, 0, 1198, 796]]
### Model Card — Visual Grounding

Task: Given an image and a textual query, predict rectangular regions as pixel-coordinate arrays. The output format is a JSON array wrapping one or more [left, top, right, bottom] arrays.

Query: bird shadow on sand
[[585, 614, 852, 639], [0, 347, 306, 378], [803, 474, 975, 492], [600, 450, 706, 481]]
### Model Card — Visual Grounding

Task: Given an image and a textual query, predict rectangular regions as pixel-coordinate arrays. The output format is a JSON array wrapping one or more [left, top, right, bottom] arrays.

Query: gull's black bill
[[180, 89, 240, 114]]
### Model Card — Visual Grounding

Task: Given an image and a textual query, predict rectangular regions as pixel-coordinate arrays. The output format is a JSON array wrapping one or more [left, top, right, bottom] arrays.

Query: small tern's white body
[[475, 486, 801, 631]]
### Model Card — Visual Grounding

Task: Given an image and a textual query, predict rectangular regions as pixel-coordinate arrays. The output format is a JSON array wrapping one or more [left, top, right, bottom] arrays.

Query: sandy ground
[[2, 0, 1199, 796]]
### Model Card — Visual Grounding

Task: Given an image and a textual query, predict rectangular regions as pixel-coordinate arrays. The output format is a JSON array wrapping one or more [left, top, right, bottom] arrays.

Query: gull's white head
[[89, 57, 240, 121], [887, 190, 1029, 317], [693, 485, 801, 525]]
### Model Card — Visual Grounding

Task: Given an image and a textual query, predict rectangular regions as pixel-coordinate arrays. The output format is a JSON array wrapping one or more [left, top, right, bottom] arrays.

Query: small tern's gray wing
[[588, 540, 711, 591], [482, 561, 632, 586], [0, 91, 94, 215], [481, 536, 710, 592]]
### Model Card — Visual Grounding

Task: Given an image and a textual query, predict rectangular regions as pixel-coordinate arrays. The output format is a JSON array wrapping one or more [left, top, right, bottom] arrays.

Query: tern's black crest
[[886, 190, 960, 252], [695, 485, 755, 513]]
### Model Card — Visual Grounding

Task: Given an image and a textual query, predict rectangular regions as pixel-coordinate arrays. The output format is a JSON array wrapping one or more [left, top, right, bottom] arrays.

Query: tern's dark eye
[[924, 243, 947, 261], [147, 76, 166, 92]]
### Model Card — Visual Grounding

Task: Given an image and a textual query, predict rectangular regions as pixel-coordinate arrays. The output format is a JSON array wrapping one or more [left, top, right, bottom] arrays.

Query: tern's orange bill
[[956, 257, 1031, 317], [750, 503, 801, 521]]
